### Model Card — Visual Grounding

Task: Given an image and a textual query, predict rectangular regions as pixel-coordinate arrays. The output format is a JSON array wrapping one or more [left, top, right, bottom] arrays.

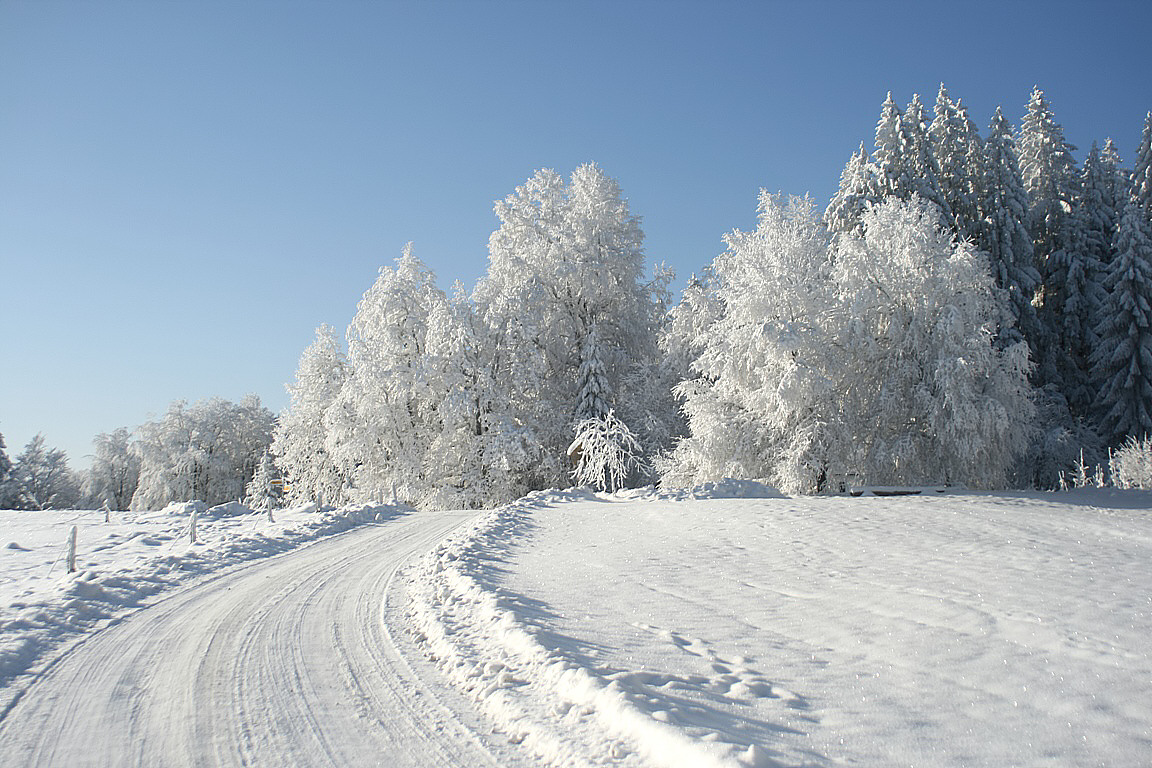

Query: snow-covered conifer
[[900, 93, 950, 217], [929, 85, 983, 240], [1133, 112, 1152, 215], [271, 324, 347, 506], [872, 93, 905, 200], [244, 451, 281, 511], [825, 143, 876, 234], [979, 106, 1043, 350], [569, 410, 645, 492], [1091, 198, 1152, 444]]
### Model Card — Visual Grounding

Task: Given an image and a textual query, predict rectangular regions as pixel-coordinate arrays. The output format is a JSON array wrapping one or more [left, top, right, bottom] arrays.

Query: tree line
[[7, 84, 1150, 510]]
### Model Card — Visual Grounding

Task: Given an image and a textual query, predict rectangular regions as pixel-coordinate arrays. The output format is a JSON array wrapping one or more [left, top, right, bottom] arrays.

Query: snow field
[[0, 500, 403, 714], [407, 484, 1152, 767], [405, 488, 763, 768]]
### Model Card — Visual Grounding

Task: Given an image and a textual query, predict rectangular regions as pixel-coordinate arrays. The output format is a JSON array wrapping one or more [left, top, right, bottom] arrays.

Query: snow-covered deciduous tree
[[271, 324, 347, 507], [659, 194, 838, 492], [1092, 198, 1152, 445], [85, 427, 140, 511], [324, 245, 449, 505], [829, 198, 1035, 488], [7, 435, 81, 510], [979, 106, 1043, 350], [474, 163, 669, 491], [131, 396, 275, 510], [663, 195, 1035, 493], [569, 409, 644, 492]]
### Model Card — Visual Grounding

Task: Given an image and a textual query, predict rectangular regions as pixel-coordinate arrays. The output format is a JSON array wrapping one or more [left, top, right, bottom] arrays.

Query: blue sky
[[2, 0, 1151, 468]]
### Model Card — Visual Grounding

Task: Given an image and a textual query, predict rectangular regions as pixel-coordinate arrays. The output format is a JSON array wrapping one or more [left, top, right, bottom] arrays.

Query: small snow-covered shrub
[[1109, 436, 1152, 489], [569, 411, 645, 492]]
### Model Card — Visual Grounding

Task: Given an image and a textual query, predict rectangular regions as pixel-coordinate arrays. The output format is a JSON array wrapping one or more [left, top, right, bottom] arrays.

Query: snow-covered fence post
[[266, 505, 274, 524], [189, 511, 199, 544], [67, 526, 78, 573], [102, 501, 111, 524]]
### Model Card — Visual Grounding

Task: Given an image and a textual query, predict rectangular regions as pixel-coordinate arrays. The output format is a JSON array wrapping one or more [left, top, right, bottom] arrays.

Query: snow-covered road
[[0, 509, 512, 767]]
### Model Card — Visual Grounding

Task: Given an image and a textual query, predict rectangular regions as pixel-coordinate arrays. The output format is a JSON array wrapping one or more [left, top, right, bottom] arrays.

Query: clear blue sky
[[2, 0, 1150, 468]]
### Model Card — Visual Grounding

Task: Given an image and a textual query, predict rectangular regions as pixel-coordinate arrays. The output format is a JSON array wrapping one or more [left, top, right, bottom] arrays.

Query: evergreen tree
[[871, 93, 906, 200], [1133, 112, 1152, 215], [825, 143, 876, 234], [929, 84, 983, 240], [272, 324, 348, 506], [1092, 198, 1152, 444], [0, 432, 12, 508], [979, 106, 1043, 351], [1017, 87, 1083, 389], [900, 93, 950, 217]]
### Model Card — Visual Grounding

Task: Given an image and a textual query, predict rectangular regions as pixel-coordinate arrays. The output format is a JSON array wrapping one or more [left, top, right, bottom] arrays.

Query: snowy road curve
[[0, 510, 507, 767]]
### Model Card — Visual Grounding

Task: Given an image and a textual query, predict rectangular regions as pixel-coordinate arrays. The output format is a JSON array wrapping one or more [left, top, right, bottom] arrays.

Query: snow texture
[[0, 501, 401, 715], [407, 484, 1152, 767]]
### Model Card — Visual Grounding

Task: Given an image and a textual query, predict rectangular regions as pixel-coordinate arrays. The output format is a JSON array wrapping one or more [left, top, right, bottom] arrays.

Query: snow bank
[[0, 502, 405, 714], [405, 488, 762, 768]]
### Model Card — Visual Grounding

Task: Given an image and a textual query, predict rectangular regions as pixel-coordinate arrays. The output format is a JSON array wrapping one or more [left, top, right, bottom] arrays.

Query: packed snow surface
[[408, 484, 1152, 767]]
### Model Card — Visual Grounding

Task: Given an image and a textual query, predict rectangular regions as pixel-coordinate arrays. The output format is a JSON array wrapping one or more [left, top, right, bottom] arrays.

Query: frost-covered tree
[[421, 285, 536, 509], [829, 198, 1034, 488], [929, 85, 983, 240], [871, 93, 906, 201], [1017, 88, 1083, 384], [271, 324, 347, 506], [85, 427, 140, 511], [8, 435, 81, 510], [659, 195, 839, 492], [825, 143, 876, 234], [662, 195, 1034, 493], [244, 451, 281, 511], [1092, 198, 1152, 445], [1133, 112, 1152, 215], [131, 396, 275, 510], [474, 163, 669, 491], [979, 106, 1043, 350], [900, 93, 950, 218], [569, 410, 644, 492], [0, 432, 12, 508], [324, 245, 449, 505]]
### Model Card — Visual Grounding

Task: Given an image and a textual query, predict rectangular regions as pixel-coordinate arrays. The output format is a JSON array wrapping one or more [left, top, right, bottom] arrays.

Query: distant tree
[[1133, 112, 1152, 215], [244, 451, 281, 511], [871, 93, 906, 201], [0, 432, 12, 508], [900, 93, 950, 217], [271, 324, 348, 507], [85, 427, 140, 511], [131, 396, 275, 510], [1092, 198, 1152, 445], [8, 434, 81, 510]]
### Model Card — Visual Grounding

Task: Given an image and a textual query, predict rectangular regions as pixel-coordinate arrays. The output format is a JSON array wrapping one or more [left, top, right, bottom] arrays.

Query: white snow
[[0, 500, 401, 714], [404, 484, 1152, 767]]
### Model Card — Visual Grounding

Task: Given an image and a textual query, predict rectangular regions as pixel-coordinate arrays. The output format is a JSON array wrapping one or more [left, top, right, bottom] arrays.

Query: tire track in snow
[[0, 510, 506, 767]]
